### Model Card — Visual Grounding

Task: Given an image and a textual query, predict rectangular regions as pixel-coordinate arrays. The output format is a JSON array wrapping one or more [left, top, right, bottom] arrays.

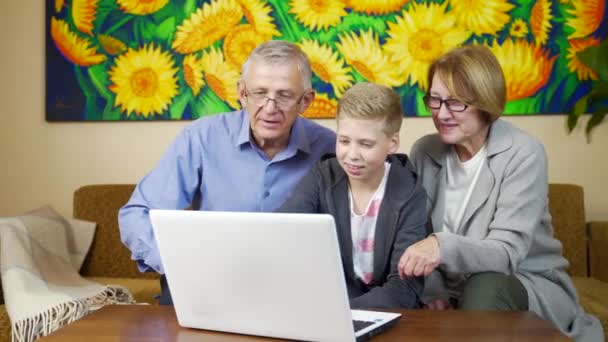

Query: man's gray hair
[[241, 40, 312, 89]]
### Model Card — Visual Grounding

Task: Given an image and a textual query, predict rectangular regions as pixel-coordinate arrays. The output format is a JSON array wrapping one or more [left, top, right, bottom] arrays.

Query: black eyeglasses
[[244, 85, 306, 109], [423, 95, 468, 112]]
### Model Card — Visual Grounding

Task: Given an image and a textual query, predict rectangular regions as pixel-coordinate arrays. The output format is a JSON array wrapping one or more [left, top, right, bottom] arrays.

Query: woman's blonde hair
[[427, 45, 506, 122], [337, 82, 403, 136]]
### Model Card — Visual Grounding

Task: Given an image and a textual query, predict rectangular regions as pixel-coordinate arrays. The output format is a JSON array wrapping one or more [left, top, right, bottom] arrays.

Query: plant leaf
[[568, 95, 588, 132], [585, 111, 608, 142], [577, 40, 608, 81]]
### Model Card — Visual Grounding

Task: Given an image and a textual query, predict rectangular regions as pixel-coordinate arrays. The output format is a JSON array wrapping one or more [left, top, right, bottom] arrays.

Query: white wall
[[1, 0, 606, 220]]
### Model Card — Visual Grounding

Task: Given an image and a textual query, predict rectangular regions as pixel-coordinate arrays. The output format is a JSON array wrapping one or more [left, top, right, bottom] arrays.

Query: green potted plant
[[568, 40, 608, 142]]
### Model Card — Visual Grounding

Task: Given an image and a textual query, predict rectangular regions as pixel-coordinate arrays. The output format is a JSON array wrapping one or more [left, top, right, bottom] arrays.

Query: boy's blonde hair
[[337, 82, 403, 136], [427, 45, 506, 123]]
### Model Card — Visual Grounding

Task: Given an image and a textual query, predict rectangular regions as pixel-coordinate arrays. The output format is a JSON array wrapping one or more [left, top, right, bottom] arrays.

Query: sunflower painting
[[46, 0, 607, 121]]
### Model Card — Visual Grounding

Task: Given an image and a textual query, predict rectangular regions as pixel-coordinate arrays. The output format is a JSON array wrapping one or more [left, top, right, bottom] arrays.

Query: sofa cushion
[[87, 277, 160, 305], [548, 184, 587, 277], [589, 221, 608, 283], [572, 276, 608, 339]]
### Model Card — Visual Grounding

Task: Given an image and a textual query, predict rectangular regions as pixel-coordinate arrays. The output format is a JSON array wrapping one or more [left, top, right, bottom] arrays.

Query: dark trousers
[[458, 272, 528, 310], [159, 274, 174, 305]]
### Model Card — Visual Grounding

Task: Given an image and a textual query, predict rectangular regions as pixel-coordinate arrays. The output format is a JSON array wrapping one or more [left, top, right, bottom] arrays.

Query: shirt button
[[264, 191, 270, 198]]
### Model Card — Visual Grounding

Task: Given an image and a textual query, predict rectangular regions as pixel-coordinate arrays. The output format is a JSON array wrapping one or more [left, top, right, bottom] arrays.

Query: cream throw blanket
[[0, 207, 134, 342]]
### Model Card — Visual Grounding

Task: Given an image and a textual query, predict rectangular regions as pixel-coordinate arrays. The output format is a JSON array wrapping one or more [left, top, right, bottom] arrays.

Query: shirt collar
[[236, 110, 251, 147]]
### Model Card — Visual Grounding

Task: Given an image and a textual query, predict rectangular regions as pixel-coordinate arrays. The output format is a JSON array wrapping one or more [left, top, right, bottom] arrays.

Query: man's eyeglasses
[[423, 95, 469, 112], [244, 86, 306, 109]]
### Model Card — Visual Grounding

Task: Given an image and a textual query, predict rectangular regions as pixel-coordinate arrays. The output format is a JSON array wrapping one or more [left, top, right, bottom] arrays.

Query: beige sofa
[[0, 183, 606, 341]]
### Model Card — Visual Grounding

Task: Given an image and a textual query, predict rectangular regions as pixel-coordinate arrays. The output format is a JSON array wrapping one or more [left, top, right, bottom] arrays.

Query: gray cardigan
[[411, 119, 602, 342], [278, 154, 426, 309]]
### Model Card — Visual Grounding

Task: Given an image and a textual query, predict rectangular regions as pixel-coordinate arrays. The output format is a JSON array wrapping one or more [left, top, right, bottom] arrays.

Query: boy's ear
[[389, 133, 400, 153]]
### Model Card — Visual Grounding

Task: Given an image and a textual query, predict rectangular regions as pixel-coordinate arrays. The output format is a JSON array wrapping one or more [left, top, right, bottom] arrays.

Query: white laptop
[[150, 210, 402, 342]]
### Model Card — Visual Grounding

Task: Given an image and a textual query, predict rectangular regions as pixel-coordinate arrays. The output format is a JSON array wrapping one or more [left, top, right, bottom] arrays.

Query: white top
[[348, 162, 391, 284], [442, 145, 487, 233]]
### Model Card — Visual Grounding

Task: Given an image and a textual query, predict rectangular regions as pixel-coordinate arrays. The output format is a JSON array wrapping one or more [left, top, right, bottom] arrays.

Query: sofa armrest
[[588, 221, 608, 283]]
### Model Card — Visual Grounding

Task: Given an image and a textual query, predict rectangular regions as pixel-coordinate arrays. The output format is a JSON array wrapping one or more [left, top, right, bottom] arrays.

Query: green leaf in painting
[[87, 64, 113, 100], [102, 104, 121, 121], [156, 17, 176, 42], [183, 0, 197, 17], [193, 88, 231, 117], [104, 15, 133, 35], [138, 18, 157, 42], [170, 92, 191, 119]]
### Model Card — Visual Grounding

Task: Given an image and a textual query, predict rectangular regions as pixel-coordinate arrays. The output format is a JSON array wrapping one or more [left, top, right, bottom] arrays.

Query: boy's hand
[[424, 299, 452, 310], [398, 235, 440, 277]]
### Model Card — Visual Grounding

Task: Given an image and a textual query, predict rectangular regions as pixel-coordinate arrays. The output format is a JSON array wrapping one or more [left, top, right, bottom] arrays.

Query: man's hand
[[398, 235, 441, 278]]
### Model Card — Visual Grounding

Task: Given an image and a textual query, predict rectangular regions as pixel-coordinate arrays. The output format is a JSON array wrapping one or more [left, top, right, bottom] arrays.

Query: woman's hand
[[398, 235, 441, 278]]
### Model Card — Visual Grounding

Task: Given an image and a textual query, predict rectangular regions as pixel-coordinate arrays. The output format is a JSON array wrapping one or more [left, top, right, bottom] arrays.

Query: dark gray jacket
[[278, 154, 426, 309]]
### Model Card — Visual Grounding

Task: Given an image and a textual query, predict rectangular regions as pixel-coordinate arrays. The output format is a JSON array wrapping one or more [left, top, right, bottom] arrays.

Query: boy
[[278, 82, 426, 309]]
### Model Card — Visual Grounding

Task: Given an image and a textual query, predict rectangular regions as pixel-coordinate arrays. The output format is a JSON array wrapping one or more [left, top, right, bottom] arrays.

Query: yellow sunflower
[[172, 0, 243, 54], [98, 34, 127, 55], [55, 0, 64, 12], [451, 0, 514, 36], [336, 30, 403, 88], [183, 54, 206, 96], [116, 0, 169, 15], [384, 2, 471, 90], [567, 38, 601, 80], [489, 39, 556, 101], [72, 0, 99, 36], [510, 19, 529, 38], [108, 44, 179, 117], [289, 0, 347, 31], [223, 24, 267, 69], [566, 0, 605, 39], [50, 17, 106, 66], [530, 0, 552, 45], [201, 47, 241, 109], [345, 0, 409, 15], [237, 0, 281, 39], [302, 93, 338, 118], [298, 39, 352, 97]]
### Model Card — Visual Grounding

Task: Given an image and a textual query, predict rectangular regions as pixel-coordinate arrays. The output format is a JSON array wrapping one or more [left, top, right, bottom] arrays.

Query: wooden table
[[39, 305, 569, 341]]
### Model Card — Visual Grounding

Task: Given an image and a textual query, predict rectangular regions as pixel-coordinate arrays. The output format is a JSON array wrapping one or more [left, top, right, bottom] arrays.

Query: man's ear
[[389, 133, 400, 153], [237, 80, 247, 105], [298, 90, 315, 113]]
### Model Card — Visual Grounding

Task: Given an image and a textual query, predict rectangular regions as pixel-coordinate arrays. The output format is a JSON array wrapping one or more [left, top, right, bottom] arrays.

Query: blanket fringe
[[11, 285, 134, 342]]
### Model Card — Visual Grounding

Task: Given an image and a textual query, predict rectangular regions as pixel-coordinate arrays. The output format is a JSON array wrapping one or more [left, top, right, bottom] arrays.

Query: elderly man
[[118, 41, 336, 305]]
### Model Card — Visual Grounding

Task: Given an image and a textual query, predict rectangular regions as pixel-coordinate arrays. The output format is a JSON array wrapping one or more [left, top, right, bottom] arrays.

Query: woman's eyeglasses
[[423, 95, 468, 112]]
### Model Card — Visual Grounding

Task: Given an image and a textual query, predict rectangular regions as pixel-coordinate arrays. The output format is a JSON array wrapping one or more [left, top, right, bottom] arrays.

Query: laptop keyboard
[[352, 319, 375, 332]]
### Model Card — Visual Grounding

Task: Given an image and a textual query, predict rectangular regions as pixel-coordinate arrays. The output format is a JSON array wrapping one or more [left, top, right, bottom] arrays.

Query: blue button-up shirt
[[119, 110, 336, 274]]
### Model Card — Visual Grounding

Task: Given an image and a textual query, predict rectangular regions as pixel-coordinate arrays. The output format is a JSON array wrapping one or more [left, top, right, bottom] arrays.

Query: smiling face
[[238, 59, 313, 156], [336, 117, 399, 187], [430, 74, 489, 159]]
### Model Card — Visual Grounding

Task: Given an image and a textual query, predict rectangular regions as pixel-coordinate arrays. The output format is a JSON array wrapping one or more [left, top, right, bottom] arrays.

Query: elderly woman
[[398, 45, 603, 341]]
